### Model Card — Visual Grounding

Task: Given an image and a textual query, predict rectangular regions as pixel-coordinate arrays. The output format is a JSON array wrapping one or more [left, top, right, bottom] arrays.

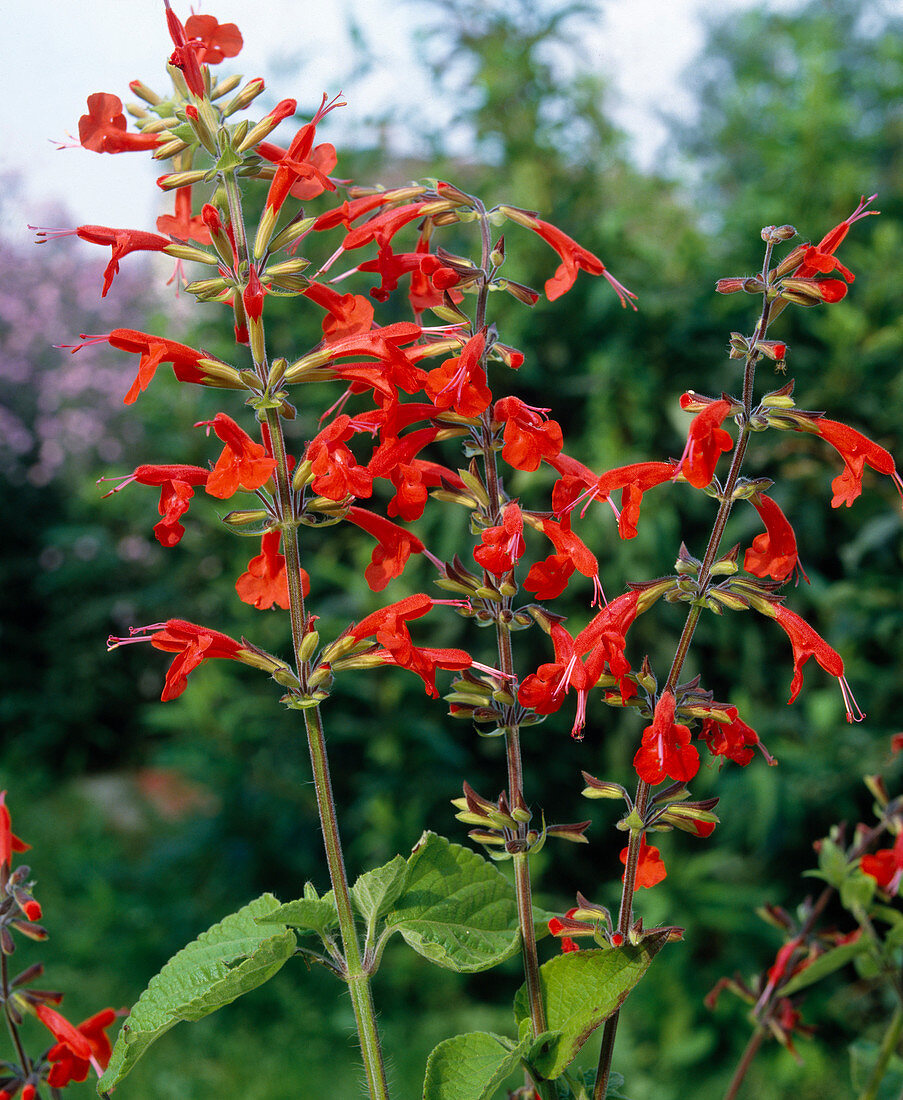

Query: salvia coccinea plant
[[6, 5, 901, 1099]]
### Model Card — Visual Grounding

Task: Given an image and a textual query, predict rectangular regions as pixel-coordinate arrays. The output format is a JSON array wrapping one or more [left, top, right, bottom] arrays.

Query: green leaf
[[353, 855, 408, 927], [384, 832, 520, 972], [98, 894, 295, 1092], [840, 867, 877, 912], [422, 1030, 531, 1100], [256, 881, 339, 940], [814, 836, 850, 888], [780, 935, 868, 996], [514, 941, 666, 1080]]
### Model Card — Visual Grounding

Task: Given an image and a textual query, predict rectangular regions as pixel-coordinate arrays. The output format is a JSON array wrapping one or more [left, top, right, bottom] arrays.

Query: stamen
[[839, 675, 866, 723]]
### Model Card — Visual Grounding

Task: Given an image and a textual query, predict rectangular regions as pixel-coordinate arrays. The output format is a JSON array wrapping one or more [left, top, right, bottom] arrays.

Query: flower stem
[[595, 262, 777, 1100], [857, 1003, 903, 1100], [722, 1026, 766, 1100]]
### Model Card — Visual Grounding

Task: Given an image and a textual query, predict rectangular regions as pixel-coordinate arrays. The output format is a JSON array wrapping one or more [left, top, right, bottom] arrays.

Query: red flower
[[164, 0, 206, 97], [744, 493, 807, 584], [37, 1006, 116, 1087], [341, 202, 440, 252], [345, 507, 425, 591], [675, 396, 734, 489], [633, 691, 700, 785], [473, 503, 525, 576], [33, 224, 170, 297], [264, 93, 344, 214], [550, 455, 677, 539], [69, 328, 222, 404], [0, 791, 30, 871], [698, 704, 768, 768], [101, 463, 209, 546], [512, 213, 637, 307], [791, 194, 878, 280], [494, 397, 563, 471], [355, 243, 462, 304], [619, 839, 667, 891], [860, 832, 903, 894], [523, 517, 601, 604], [811, 417, 903, 509], [306, 415, 373, 501], [367, 428, 440, 521], [424, 331, 491, 417], [183, 13, 243, 64], [768, 604, 863, 721], [302, 283, 374, 344], [236, 532, 306, 610], [109, 620, 245, 701], [156, 186, 212, 246], [198, 413, 276, 499], [76, 92, 162, 154], [349, 594, 434, 642]]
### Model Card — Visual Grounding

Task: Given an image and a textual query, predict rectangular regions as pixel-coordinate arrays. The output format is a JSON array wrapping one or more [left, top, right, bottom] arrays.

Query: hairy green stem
[[220, 165, 390, 1099], [858, 1004, 903, 1100]]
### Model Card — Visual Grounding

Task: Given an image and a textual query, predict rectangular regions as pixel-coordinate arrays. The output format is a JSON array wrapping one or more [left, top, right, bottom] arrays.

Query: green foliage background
[[2, 0, 902, 1097]]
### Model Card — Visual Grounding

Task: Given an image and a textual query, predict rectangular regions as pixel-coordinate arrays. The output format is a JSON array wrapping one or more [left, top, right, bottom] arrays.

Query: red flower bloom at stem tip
[[32, 224, 170, 297], [675, 396, 734, 489], [196, 413, 276, 499], [518, 215, 637, 308], [633, 691, 700, 785], [264, 92, 344, 214], [108, 620, 246, 702], [744, 492, 808, 584], [811, 418, 903, 509], [0, 791, 30, 870], [619, 839, 667, 892], [99, 463, 209, 546], [36, 1005, 116, 1087], [791, 194, 878, 280], [183, 13, 243, 64], [860, 832, 903, 894], [768, 603, 864, 722], [75, 92, 162, 153], [164, 0, 206, 97], [236, 531, 306, 610]]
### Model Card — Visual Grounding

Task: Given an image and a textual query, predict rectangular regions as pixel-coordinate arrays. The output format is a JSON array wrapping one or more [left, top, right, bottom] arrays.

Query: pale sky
[[4, 0, 803, 242]]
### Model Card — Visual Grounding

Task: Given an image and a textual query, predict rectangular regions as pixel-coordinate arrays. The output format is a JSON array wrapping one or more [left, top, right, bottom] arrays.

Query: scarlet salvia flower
[[236, 531, 304, 610], [156, 186, 212, 245], [523, 517, 602, 604], [67, 328, 223, 404], [424, 331, 491, 417], [473, 502, 525, 576], [507, 212, 637, 307], [766, 603, 863, 721], [40, 1007, 117, 1088], [860, 832, 903, 894], [75, 92, 162, 154], [494, 397, 563, 471], [744, 492, 807, 584], [306, 415, 373, 501], [345, 507, 425, 591], [810, 417, 903, 508], [197, 413, 277, 499], [633, 691, 700, 786], [263, 92, 344, 215], [355, 243, 462, 304], [550, 454, 677, 539], [164, 0, 206, 97], [675, 396, 735, 489], [349, 593, 435, 642], [100, 463, 209, 546], [698, 704, 770, 768], [367, 428, 440, 521], [109, 620, 246, 701], [791, 194, 878, 280], [32, 225, 170, 297], [341, 202, 441, 252], [0, 792, 29, 870], [182, 13, 243, 64], [302, 283, 375, 343], [619, 839, 667, 892]]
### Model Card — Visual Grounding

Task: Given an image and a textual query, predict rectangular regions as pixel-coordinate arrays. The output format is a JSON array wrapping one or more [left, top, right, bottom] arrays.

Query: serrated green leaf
[[513, 941, 666, 1080], [98, 894, 295, 1092], [780, 935, 868, 996], [255, 889, 339, 940], [385, 832, 520, 972], [353, 855, 408, 927], [422, 1030, 530, 1100]]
